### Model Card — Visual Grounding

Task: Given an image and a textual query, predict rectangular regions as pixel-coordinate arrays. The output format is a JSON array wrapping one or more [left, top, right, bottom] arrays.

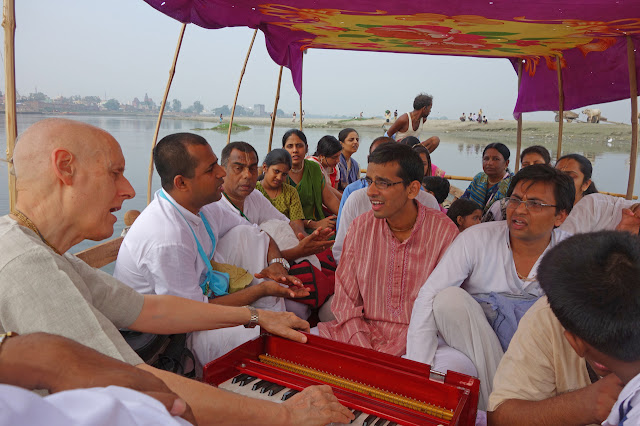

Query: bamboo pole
[[146, 23, 187, 205], [3, 0, 17, 213], [515, 60, 523, 172], [227, 29, 258, 144], [299, 54, 304, 131], [556, 55, 564, 160], [267, 66, 284, 153], [626, 36, 638, 200]]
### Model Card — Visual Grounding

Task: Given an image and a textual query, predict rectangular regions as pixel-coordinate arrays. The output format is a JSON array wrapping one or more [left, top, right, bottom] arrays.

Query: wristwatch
[[269, 257, 290, 271], [243, 305, 259, 329]]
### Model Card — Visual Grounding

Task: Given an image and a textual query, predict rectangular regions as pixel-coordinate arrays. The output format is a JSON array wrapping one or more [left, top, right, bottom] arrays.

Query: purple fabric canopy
[[143, 1, 640, 116]]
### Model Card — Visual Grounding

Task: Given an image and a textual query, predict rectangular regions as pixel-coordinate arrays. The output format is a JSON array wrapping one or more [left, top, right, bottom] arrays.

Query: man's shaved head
[[13, 118, 116, 194]]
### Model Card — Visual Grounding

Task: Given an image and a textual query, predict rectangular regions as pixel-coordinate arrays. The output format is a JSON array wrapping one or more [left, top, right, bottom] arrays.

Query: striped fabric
[[318, 203, 458, 356], [461, 172, 513, 213]]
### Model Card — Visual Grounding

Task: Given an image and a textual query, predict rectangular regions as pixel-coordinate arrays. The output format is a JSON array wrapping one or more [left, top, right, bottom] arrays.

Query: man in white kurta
[[559, 192, 638, 234], [406, 164, 575, 409]]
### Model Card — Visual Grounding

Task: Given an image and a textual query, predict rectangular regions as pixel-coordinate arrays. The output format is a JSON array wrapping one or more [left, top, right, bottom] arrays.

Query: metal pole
[[556, 55, 564, 160], [146, 23, 187, 205], [626, 36, 638, 200], [267, 66, 283, 153], [3, 0, 17, 213], [515, 60, 523, 172], [227, 29, 258, 144]]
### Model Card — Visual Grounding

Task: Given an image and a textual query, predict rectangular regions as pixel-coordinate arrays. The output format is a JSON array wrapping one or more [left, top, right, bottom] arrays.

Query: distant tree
[[212, 105, 231, 116], [192, 101, 204, 115], [104, 98, 120, 111], [276, 108, 285, 117], [83, 96, 101, 104], [28, 92, 48, 101], [172, 99, 182, 112]]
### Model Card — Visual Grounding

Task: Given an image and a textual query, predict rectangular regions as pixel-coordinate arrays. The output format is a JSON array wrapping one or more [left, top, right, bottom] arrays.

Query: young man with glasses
[[406, 164, 575, 410], [318, 144, 477, 377]]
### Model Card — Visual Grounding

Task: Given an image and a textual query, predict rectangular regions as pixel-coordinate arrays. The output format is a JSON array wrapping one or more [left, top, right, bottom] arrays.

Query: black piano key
[[267, 384, 286, 396], [374, 419, 389, 426], [281, 389, 299, 401], [231, 373, 248, 384], [260, 382, 277, 394], [363, 414, 378, 426], [351, 410, 363, 423], [239, 375, 258, 387], [251, 379, 270, 392]]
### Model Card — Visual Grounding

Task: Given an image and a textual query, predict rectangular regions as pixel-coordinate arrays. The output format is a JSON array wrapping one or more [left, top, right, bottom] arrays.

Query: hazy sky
[[3, 0, 637, 123]]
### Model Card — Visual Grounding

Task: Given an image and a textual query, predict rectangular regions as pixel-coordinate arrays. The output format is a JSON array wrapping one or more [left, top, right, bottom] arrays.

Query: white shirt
[[114, 190, 248, 302], [559, 193, 635, 234], [332, 187, 439, 263], [218, 190, 289, 224], [0, 385, 189, 426], [603, 372, 640, 426], [406, 221, 571, 365]]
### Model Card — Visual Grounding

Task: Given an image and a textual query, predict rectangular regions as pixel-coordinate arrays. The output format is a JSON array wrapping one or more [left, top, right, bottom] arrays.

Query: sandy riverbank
[[172, 115, 637, 146]]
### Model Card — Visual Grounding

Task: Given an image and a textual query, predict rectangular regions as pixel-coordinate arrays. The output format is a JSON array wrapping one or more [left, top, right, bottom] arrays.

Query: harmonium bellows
[[204, 333, 479, 426]]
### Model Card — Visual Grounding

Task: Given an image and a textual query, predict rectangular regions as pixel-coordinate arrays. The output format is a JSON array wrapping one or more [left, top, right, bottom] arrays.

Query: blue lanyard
[[158, 190, 229, 297]]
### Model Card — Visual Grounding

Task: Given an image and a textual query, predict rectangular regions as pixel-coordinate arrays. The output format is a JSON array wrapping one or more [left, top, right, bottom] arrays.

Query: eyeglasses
[[362, 176, 404, 190], [505, 197, 557, 212]]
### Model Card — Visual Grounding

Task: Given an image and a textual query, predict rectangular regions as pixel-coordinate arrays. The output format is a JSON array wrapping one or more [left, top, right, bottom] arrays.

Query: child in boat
[[422, 176, 450, 213], [538, 231, 640, 426], [446, 198, 482, 231]]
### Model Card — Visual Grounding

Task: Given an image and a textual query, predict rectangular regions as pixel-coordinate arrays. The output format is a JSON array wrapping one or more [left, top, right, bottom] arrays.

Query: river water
[[1, 113, 638, 253]]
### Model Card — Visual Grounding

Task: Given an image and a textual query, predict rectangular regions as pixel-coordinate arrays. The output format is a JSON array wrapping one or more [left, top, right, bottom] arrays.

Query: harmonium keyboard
[[204, 333, 479, 425]]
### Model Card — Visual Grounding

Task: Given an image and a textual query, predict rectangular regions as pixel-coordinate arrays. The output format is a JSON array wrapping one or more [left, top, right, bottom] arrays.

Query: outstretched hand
[[261, 280, 310, 299], [257, 310, 310, 343], [295, 228, 334, 257], [255, 263, 303, 288], [616, 207, 640, 234]]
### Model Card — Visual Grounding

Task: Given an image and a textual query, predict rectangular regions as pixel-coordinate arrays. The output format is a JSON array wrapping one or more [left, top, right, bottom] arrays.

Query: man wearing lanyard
[[115, 132, 309, 366]]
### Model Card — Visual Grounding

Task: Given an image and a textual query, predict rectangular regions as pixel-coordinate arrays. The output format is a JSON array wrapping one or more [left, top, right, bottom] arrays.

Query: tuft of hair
[[314, 135, 342, 157], [153, 133, 209, 191], [399, 136, 421, 147], [262, 148, 292, 169], [556, 153, 598, 195], [282, 129, 307, 147], [413, 93, 433, 110], [520, 145, 551, 164], [483, 142, 511, 161], [507, 164, 575, 215], [221, 141, 258, 166], [422, 176, 450, 204], [338, 128, 358, 142], [369, 137, 394, 154], [447, 198, 482, 225], [539, 231, 640, 362], [367, 143, 423, 186]]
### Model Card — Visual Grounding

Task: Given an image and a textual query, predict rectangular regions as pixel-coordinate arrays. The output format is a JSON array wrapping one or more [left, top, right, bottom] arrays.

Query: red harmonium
[[204, 332, 479, 426]]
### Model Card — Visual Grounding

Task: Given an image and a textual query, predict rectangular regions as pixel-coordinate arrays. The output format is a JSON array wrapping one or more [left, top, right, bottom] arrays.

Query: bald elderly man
[[0, 118, 353, 425]]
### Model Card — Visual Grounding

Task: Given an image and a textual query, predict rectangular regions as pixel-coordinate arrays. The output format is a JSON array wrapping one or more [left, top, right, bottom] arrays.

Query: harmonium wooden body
[[204, 332, 480, 425]]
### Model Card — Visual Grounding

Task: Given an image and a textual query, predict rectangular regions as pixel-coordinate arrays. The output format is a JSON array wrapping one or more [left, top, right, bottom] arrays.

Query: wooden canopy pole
[[146, 23, 187, 205], [556, 55, 564, 160], [227, 29, 258, 144], [3, 0, 17, 213], [626, 36, 638, 200], [267, 66, 283, 153], [515, 60, 523, 172], [299, 53, 304, 131]]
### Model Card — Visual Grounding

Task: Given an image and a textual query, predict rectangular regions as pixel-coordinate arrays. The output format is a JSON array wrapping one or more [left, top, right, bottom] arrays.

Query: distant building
[[253, 104, 266, 117]]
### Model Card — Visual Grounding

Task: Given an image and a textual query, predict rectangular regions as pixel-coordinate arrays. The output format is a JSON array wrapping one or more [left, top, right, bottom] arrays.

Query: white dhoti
[[433, 286, 504, 410]]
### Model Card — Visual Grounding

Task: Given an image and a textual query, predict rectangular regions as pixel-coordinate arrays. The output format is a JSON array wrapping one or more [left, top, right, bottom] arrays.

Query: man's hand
[[616, 207, 640, 234], [1, 333, 196, 424], [582, 373, 624, 423], [282, 385, 354, 425], [257, 310, 310, 343], [295, 228, 334, 257], [255, 263, 303, 288], [260, 280, 310, 299]]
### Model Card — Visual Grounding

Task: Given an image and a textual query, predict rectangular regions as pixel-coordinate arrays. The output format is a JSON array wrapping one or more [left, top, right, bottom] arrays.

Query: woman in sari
[[337, 128, 360, 188], [282, 129, 340, 230], [307, 135, 343, 201], [462, 142, 513, 213]]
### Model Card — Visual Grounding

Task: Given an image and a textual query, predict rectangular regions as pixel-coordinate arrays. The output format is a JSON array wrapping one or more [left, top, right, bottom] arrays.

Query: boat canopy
[[143, 0, 640, 116]]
